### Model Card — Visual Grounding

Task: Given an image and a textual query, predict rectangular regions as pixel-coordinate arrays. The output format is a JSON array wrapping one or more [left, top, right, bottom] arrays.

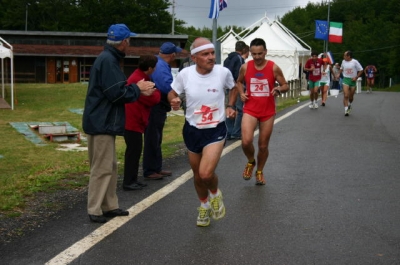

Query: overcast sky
[[170, 0, 321, 30]]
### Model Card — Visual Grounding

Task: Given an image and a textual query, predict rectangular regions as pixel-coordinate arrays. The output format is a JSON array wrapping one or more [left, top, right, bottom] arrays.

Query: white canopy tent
[[270, 20, 311, 59], [219, 16, 311, 82], [0, 37, 14, 110], [218, 28, 241, 64]]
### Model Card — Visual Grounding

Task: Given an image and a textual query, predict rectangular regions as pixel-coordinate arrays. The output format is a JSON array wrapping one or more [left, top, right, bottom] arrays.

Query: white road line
[[45, 171, 194, 265], [45, 101, 308, 265]]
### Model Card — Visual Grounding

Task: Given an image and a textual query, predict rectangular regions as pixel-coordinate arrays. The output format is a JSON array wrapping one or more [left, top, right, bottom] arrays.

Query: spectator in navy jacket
[[82, 24, 155, 223]]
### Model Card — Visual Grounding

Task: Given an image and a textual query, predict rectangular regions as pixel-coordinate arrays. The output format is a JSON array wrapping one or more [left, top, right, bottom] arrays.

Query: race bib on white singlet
[[249, 78, 270, 97], [345, 68, 354, 76], [193, 103, 220, 129]]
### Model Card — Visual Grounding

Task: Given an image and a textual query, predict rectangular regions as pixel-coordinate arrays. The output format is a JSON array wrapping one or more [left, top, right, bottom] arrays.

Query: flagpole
[[209, 0, 226, 64], [212, 18, 220, 64], [212, 18, 217, 47], [326, 0, 331, 53]]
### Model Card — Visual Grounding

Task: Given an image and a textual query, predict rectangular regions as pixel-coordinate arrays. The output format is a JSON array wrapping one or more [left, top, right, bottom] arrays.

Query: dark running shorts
[[183, 120, 227, 154]]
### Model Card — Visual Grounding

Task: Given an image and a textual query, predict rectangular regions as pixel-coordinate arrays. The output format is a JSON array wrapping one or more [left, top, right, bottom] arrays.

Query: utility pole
[[25, 3, 31, 31], [171, 0, 175, 35]]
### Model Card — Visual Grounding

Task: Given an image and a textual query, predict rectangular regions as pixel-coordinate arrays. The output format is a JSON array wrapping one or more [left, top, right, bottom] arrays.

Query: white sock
[[201, 201, 210, 208], [345, 106, 348, 112], [209, 189, 220, 199]]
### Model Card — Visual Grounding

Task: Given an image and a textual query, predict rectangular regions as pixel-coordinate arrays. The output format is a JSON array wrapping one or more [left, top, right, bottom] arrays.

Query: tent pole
[[1, 58, 4, 98], [11, 51, 14, 110]]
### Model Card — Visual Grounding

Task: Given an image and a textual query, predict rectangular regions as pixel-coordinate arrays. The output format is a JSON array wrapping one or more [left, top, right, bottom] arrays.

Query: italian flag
[[329, 22, 343, 43]]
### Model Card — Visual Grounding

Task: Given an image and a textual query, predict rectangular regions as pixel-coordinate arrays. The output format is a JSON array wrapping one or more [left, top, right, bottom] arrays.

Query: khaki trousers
[[87, 134, 119, 215]]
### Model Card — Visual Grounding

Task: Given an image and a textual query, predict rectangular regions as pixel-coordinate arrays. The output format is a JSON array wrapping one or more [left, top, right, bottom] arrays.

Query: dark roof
[[0, 30, 189, 58], [11, 44, 189, 58]]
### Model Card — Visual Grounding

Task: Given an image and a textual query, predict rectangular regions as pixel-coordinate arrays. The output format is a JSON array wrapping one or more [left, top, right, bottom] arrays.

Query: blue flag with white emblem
[[315, 20, 329, 40]]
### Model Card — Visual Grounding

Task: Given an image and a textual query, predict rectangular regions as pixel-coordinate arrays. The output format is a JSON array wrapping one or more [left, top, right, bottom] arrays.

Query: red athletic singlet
[[243, 60, 276, 119]]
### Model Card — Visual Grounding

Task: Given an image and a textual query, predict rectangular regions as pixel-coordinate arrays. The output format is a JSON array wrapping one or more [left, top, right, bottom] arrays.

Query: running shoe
[[197, 206, 211, 227], [314, 103, 318, 109], [345, 109, 350, 116], [255, 171, 266, 185], [308, 103, 314, 109], [348, 105, 352, 113], [210, 190, 225, 220], [243, 161, 256, 180], [321, 102, 325, 106]]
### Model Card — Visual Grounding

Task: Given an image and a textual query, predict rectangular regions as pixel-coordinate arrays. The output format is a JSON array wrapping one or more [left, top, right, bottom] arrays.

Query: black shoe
[[123, 183, 143, 191], [103, 208, 129, 217], [135, 181, 148, 187], [89, 214, 107, 223]]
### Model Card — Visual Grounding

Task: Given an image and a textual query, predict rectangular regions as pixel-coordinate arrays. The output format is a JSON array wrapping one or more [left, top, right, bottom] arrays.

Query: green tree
[[0, 0, 176, 33]]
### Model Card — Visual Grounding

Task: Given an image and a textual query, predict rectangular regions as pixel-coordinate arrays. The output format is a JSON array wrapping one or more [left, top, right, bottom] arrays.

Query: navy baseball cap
[[107, 24, 136, 41], [160, 42, 182, 54]]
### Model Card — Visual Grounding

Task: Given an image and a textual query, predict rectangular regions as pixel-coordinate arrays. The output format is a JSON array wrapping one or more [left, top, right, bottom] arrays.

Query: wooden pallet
[[43, 132, 81, 143]]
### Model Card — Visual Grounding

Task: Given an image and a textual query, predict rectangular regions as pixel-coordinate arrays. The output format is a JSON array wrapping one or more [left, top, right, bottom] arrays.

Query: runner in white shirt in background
[[338, 51, 363, 116]]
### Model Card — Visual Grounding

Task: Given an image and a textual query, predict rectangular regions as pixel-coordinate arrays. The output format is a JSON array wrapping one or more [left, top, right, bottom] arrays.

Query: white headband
[[191, 43, 215, 55]]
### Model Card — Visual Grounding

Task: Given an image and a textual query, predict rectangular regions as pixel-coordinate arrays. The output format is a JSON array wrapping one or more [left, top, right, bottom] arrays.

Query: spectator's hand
[[137, 79, 155, 96], [239, 93, 248, 102], [170, 97, 181, 111]]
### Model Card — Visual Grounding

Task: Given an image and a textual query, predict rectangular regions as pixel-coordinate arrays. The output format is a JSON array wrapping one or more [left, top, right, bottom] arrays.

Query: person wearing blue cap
[[142, 42, 182, 180], [83, 23, 156, 224]]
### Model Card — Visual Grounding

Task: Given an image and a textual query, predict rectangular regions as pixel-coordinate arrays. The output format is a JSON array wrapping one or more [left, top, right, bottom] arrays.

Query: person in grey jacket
[[82, 24, 155, 223]]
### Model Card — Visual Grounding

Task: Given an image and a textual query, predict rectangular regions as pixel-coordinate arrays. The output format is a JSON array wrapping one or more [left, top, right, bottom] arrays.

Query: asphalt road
[[1, 91, 399, 265]]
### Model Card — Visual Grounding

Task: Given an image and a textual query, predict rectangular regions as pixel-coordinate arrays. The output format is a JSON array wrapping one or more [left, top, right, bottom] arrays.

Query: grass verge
[[0, 83, 185, 217]]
